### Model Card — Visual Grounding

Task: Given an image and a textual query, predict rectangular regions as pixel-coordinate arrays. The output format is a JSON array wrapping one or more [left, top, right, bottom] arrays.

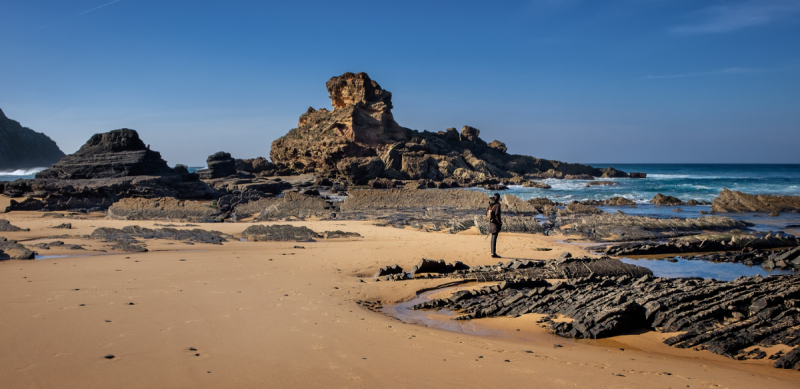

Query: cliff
[[0, 108, 65, 171]]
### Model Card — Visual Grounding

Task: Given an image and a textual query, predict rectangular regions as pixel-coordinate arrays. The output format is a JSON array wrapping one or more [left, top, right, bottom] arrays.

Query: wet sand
[[1, 209, 798, 388]]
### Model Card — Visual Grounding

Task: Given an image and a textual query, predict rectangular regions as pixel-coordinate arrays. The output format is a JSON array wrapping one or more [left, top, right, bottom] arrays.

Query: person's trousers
[[491, 233, 499, 255]]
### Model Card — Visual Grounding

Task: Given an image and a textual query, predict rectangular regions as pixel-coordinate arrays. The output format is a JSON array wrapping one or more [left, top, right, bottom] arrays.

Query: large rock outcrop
[[35, 129, 171, 179], [712, 189, 800, 213], [270, 72, 619, 185], [0, 108, 65, 171], [2, 129, 213, 212]]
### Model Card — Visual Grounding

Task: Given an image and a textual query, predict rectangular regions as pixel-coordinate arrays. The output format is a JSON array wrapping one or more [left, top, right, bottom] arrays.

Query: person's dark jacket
[[488, 201, 502, 234]]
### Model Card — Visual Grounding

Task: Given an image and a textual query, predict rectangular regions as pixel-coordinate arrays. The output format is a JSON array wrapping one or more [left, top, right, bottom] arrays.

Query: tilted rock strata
[[553, 213, 747, 242], [270, 72, 621, 184], [712, 189, 800, 213], [0, 108, 65, 171], [603, 232, 799, 257], [414, 272, 800, 369]]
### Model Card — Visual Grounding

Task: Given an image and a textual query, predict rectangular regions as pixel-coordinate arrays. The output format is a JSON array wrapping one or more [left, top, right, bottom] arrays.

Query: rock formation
[[712, 188, 800, 213], [198, 152, 236, 179], [107, 197, 224, 222], [270, 72, 623, 185], [2, 129, 213, 212], [651, 193, 684, 205], [0, 108, 65, 171], [36, 129, 171, 179]]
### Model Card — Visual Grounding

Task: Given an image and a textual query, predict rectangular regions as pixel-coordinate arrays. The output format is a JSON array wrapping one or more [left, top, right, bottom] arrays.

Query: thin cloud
[[671, 0, 800, 34], [640, 67, 771, 80], [65, 0, 124, 20], [37, 0, 124, 30]]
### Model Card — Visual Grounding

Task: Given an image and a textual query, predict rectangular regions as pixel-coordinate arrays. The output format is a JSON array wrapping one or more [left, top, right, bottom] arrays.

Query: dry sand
[[1, 209, 798, 388]]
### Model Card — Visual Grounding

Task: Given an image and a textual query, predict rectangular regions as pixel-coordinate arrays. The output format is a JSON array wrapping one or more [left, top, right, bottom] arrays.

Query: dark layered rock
[[36, 129, 172, 179], [374, 265, 404, 278], [0, 237, 35, 259], [91, 225, 230, 245], [552, 213, 747, 242], [450, 256, 652, 282], [603, 232, 800, 257], [414, 271, 800, 369], [409, 258, 470, 275], [629, 172, 646, 178], [198, 152, 236, 179], [712, 189, 800, 213], [269, 72, 620, 185], [0, 108, 65, 171], [3, 129, 213, 212], [241, 224, 321, 242], [0, 220, 29, 232], [235, 157, 277, 175]]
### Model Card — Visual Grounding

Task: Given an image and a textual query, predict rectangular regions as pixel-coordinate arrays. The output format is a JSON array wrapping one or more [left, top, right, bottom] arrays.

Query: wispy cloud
[[37, 0, 124, 30], [65, 0, 124, 21], [640, 67, 772, 80], [671, 0, 800, 34]]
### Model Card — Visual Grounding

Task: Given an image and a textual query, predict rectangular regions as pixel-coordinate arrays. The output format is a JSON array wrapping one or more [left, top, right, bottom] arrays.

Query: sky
[[1, 0, 799, 165]]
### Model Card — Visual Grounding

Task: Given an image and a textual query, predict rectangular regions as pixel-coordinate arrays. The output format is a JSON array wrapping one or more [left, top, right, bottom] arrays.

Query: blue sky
[[1, 0, 799, 165]]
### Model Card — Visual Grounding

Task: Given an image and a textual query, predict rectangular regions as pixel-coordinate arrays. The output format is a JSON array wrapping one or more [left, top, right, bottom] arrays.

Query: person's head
[[491, 193, 500, 203]]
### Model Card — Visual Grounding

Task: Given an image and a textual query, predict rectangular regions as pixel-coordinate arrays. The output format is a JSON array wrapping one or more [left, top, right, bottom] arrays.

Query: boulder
[[523, 181, 551, 189], [629, 172, 646, 178], [0, 237, 35, 259], [199, 152, 236, 179], [600, 167, 629, 178], [652, 193, 683, 206], [0, 220, 29, 232], [605, 197, 636, 206]]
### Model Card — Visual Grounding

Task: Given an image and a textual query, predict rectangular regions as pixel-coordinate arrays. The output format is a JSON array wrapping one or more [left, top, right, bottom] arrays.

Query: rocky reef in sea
[[0, 108, 65, 171], [270, 72, 625, 185], [712, 188, 800, 214]]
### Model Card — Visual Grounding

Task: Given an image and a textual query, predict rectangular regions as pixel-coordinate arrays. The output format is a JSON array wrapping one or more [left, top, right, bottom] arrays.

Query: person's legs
[[491, 233, 498, 256]]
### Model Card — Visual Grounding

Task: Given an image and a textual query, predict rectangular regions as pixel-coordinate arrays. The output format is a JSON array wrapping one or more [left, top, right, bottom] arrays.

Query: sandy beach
[[1, 206, 798, 389]]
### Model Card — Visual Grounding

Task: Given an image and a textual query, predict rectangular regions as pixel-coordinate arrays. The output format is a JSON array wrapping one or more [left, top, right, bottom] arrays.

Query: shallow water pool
[[620, 257, 795, 281]]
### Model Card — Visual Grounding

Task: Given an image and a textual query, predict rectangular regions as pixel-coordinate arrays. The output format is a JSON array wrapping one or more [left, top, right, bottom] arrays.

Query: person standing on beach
[[488, 193, 502, 258]]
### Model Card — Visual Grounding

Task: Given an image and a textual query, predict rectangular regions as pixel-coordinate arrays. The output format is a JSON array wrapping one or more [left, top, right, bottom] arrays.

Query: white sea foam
[[0, 167, 46, 176]]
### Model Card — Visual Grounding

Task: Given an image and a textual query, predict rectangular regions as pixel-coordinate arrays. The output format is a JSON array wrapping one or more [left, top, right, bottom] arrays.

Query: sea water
[[0, 166, 208, 181]]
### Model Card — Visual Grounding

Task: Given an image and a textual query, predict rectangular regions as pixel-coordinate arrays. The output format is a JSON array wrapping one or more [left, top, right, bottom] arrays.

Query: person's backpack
[[486, 204, 494, 222]]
